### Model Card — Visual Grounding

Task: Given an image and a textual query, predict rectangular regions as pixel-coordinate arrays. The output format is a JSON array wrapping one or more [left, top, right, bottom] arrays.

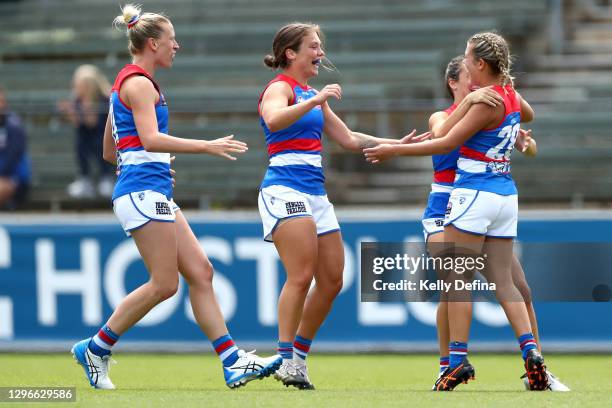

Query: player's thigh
[[273, 217, 318, 277], [131, 220, 179, 284]]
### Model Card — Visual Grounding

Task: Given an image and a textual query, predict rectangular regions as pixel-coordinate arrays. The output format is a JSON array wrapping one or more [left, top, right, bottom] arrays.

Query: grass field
[[0, 354, 610, 407]]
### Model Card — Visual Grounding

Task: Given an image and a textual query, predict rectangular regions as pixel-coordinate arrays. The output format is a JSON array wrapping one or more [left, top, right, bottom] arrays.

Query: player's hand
[[204, 135, 248, 160], [311, 84, 342, 105], [363, 143, 397, 164], [466, 86, 504, 107], [398, 129, 431, 144], [170, 156, 176, 188], [516, 129, 537, 157]]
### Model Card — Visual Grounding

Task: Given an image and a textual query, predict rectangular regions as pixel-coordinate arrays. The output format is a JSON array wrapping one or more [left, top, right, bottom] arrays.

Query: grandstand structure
[[0, 0, 609, 209]]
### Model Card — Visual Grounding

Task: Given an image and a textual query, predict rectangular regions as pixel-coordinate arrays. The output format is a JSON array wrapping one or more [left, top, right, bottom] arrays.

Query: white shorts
[[258, 185, 340, 242], [422, 218, 445, 242], [444, 188, 517, 238], [113, 190, 180, 237]]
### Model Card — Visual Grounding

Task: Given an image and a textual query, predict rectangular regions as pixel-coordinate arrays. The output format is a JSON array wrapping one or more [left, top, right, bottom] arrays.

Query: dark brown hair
[[444, 55, 464, 98], [264, 22, 323, 69]]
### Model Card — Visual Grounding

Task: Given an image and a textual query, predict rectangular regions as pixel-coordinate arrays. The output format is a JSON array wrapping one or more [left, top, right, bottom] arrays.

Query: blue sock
[[439, 356, 450, 373], [518, 333, 538, 360], [449, 341, 468, 369], [88, 324, 119, 357], [277, 341, 293, 361], [293, 335, 312, 361], [213, 334, 239, 367]]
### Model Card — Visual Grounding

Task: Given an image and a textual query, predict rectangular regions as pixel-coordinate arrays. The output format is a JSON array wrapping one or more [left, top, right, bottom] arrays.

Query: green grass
[[0, 354, 610, 407]]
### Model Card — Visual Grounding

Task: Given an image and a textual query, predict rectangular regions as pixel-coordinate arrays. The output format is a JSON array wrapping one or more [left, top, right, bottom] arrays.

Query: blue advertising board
[[1, 212, 611, 349]]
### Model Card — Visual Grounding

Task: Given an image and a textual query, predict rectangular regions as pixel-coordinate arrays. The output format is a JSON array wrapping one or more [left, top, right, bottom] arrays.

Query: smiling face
[[464, 41, 485, 87], [448, 61, 473, 102], [286, 30, 325, 79], [153, 21, 179, 68]]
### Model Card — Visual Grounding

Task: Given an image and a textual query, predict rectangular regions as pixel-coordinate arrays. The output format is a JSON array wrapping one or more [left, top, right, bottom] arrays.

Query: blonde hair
[[468, 32, 514, 87], [113, 4, 170, 56], [73, 64, 111, 100]]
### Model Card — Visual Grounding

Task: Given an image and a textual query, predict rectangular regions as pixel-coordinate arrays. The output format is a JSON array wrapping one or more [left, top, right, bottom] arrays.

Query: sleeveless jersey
[[109, 64, 172, 201], [258, 74, 325, 195], [455, 85, 520, 195], [423, 104, 460, 220]]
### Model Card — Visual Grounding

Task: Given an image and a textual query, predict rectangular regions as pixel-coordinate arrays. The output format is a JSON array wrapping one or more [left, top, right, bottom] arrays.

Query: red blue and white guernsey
[[109, 64, 172, 201], [258, 74, 325, 195], [422, 104, 460, 220], [455, 85, 520, 195]]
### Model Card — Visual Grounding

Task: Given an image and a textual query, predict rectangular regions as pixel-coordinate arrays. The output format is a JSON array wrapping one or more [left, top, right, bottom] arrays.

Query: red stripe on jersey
[[214, 339, 235, 354], [460, 146, 508, 163], [117, 135, 143, 150], [443, 104, 458, 115], [433, 168, 456, 183], [268, 139, 322, 156]]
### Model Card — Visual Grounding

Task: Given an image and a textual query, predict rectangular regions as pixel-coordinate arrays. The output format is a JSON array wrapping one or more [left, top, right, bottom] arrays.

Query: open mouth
[[312, 59, 321, 66]]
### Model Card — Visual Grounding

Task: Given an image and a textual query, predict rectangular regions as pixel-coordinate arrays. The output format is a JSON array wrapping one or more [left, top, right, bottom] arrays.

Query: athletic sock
[[439, 356, 450, 373], [449, 341, 468, 369], [293, 335, 312, 361], [518, 333, 538, 360], [278, 341, 293, 362], [88, 324, 120, 357], [213, 334, 240, 367]]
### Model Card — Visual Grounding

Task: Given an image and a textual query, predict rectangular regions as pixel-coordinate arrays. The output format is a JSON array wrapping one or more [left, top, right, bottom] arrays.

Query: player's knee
[[198, 260, 214, 283], [513, 278, 532, 302], [323, 275, 343, 297], [151, 278, 179, 301], [182, 259, 214, 287], [288, 269, 315, 291], [494, 282, 521, 300]]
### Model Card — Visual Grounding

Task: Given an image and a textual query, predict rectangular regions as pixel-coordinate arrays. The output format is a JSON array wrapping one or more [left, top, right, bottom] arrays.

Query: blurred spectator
[[58, 65, 114, 199], [0, 87, 30, 210]]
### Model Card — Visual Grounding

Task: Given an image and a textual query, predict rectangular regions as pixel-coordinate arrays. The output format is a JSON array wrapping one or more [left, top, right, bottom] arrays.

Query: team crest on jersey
[[459, 197, 466, 205], [286, 201, 307, 215], [296, 96, 305, 104], [155, 202, 172, 215], [138, 192, 145, 201]]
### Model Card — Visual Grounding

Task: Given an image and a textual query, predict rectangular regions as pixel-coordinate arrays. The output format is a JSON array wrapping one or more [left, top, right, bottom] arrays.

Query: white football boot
[[224, 350, 282, 389], [71, 339, 115, 390]]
